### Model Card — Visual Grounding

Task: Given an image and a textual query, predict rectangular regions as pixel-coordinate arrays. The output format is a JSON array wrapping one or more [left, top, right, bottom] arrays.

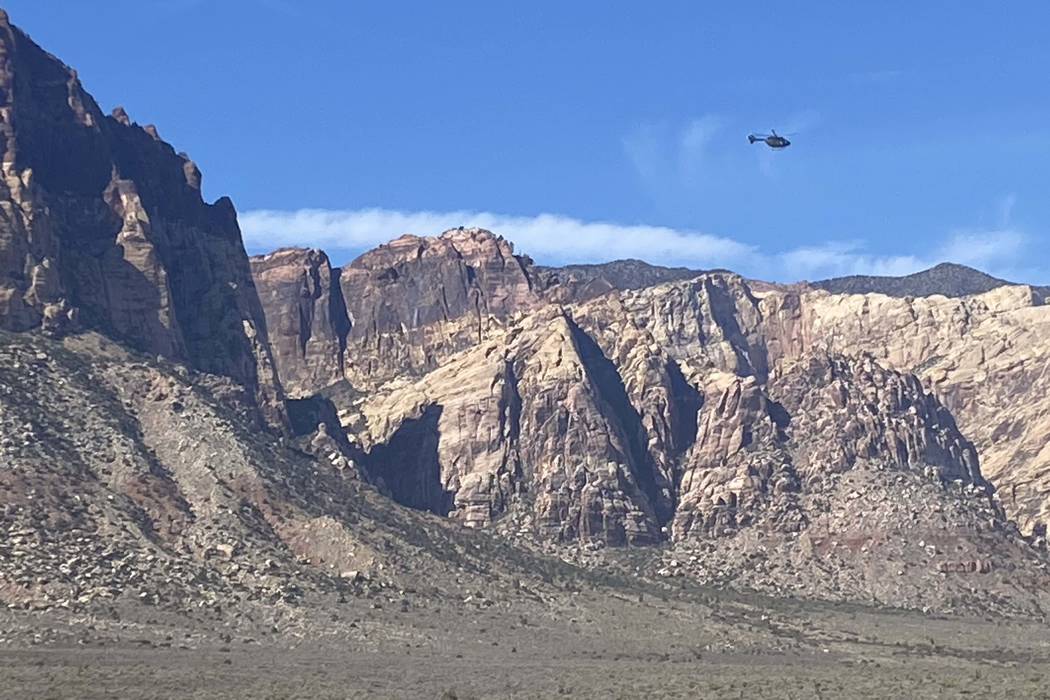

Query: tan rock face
[[351, 308, 662, 544], [586, 275, 1050, 535], [247, 215, 1050, 548], [0, 18, 284, 426], [672, 354, 982, 539], [770, 285, 1050, 534], [250, 224, 1039, 547], [338, 279, 985, 548]]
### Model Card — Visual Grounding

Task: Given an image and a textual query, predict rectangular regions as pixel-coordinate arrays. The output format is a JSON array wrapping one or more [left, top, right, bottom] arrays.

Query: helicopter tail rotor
[[748, 134, 758, 144]]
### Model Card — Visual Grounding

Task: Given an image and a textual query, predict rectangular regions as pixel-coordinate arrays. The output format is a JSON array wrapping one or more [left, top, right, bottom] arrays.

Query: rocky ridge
[[247, 234, 1050, 609], [813, 261, 1050, 301], [0, 13, 283, 425], [533, 258, 704, 304]]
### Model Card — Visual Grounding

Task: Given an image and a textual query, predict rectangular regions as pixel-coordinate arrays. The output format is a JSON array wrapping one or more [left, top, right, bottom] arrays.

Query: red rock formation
[[0, 15, 283, 425], [250, 248, 348, 398], [338, 227, 542, 384]]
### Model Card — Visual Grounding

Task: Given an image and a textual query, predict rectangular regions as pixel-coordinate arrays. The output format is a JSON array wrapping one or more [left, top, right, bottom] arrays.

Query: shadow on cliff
[[566, 319, 669, 525], [363, 404, 454, 517], [703, 277, 769, 380]]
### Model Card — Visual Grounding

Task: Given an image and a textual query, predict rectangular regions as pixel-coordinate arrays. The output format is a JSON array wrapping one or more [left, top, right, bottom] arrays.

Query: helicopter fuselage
[[749, 132, 791, 149]]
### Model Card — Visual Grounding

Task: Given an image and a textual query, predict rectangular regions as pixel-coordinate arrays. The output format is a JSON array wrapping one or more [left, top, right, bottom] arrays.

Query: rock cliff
[[250, 231, 706, 394], [250, 248, 348, 399], [324, 267, 998, 556], [0, 14, 283, 424], [250, 228, 1049, 547], [579, 275, 1050, 536], [338, 228, 542, 386], [769, 284, 1050, 534]]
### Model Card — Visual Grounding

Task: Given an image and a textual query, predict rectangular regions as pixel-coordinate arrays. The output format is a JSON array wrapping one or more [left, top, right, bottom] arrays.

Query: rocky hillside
[[568, 273, 1050, 537], [0, 328, 605, 617], [0, 12, 283, 424], [250, 232, 708, 398], [813, 262, 1050, 301], [769, 283, 1050, 534]]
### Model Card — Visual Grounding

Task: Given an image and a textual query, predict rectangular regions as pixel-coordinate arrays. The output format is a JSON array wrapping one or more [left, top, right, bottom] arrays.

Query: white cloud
[[937, 229, 1027, 271], [240, 207, 757, 270], [778, 242, 926, 280], [242, 206, 1050, 284]]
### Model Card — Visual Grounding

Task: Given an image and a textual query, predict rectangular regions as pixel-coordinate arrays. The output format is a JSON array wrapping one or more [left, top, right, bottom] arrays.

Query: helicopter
[[748, 130, 791, 149]]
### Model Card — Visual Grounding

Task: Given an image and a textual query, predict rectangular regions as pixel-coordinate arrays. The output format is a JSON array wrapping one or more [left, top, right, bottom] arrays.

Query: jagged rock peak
[[111, 105, 132, 126], [0, 12, 285, 427], [352, 226, 517, 267], [536, 258, 705, 304], [439, 224, 515, 249], [250, 248, 349, 398], [252, 246, 331, 266], [334, 225, 541, 386]]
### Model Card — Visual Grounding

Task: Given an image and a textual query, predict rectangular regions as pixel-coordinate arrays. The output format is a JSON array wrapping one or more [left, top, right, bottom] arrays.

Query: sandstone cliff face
[[671, 354, 983, 540], [766, 284, 1050, 534], [250, 230, 707, 397], [337, 273, 988, 549], [241, 214, 1050, 558], [0, 15, 283, 424], [579, 274, 1050, 536], [339, 228, 541, 386], [248, 225, 1039, 549], [349, 307, 663, 544], [250, 248, 348, 398]]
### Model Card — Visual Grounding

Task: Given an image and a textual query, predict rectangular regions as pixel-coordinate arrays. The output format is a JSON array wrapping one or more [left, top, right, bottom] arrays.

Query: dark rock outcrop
[[535, 259, 702, 304], [338, 227, 541, 385], [0, 14, 283, 424], [813, 261, 1049, 300], [250, 248, 349, 398]]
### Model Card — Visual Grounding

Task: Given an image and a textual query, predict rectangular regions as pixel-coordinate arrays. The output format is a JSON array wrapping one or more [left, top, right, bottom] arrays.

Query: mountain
[[1, 10, 1046, 611], [534, 259, 703, 303], [4, 11, 1050, 695], [248, 229, 1050, 611], [814, 262, 1050, 301], [0, 12, 283, 425]]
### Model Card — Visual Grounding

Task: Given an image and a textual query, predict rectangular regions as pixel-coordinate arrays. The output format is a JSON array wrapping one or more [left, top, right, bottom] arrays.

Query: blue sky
[[8, 1, 1050, 282]]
